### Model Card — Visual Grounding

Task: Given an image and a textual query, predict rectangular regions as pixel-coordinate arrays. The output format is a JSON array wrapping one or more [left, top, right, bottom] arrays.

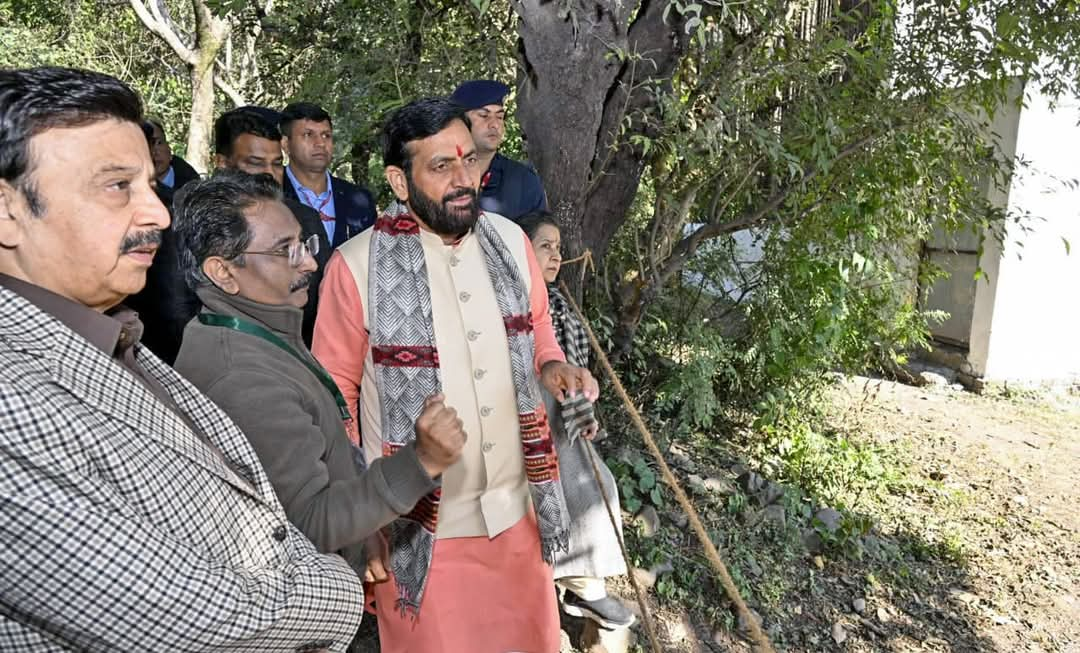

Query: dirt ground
[[353, 376, 1080, 652], [594, 376, 1080, 653], [826, 377, 1080, 653]]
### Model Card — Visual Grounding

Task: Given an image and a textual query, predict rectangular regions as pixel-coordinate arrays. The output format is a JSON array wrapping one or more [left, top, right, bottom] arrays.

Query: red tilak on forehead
[[456, 144, 463, 158]]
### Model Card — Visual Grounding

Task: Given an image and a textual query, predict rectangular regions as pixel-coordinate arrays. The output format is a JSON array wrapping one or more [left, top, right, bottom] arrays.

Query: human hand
[[363, 531, 390, 584], [414, 393, 466, 478], [540, 361, 599, 402]]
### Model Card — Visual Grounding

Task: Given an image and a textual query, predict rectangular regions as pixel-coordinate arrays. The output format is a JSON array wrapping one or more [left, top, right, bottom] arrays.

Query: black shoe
[[561, 592, 636, 629]]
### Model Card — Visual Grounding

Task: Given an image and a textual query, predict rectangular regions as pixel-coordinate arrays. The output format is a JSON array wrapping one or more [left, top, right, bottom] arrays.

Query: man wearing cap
[[451, 80, 547, 222]]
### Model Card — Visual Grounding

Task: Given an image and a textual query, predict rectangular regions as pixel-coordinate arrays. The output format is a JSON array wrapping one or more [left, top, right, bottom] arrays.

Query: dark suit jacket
[[282, 173, 377, 248], [170, 155, 201, 191], [285, 199, 332, 347], [127, 185, 198, 365]]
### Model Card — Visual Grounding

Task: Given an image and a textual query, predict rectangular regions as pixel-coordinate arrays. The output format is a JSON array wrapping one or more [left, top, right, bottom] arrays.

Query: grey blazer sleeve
[[205, 370, 437, 554]]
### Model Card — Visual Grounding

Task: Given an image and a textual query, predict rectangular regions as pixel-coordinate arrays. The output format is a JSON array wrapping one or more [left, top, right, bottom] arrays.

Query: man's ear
[[385, 166, 408, 202], [214, 153, 229, 171], [202, 257, 240, 295], [280, 134, 291, 158], [0, 180, 26, 248]]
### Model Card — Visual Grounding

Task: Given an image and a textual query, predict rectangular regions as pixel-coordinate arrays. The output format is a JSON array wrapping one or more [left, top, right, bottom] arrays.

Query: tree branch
[[128, 0, 196, 66], [656, 131, 878, 288], [213, 72, 245, 106]]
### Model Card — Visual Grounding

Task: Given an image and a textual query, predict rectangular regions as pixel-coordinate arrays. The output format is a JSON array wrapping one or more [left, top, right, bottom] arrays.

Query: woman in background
[[518, 212, 635, 630]]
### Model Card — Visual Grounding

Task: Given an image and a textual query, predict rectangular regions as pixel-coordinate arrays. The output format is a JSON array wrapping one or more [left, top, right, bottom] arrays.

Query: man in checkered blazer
[[0, 68, 365, 651]]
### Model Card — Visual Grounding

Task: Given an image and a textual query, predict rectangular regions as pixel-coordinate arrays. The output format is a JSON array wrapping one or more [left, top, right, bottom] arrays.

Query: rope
[[577, 437, 663, 653], [558, 277, 776, 653]]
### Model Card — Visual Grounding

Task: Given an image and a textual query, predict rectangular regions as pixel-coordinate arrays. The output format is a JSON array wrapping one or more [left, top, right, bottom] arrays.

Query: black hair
[[172, 169, 282, 290], [0, 67, 143, 216], [517, 211, 560, 241], [145, 117, 166, 137], [214, 108, 281, 156], [380, 97, 471, 173], [280, 102, 332, 138], [141, 121, 156, 146]]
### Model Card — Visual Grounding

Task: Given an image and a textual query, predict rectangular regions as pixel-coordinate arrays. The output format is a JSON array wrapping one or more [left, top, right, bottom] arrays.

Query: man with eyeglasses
[[171, 171, 464, 645], [0, 67, 363, 652]]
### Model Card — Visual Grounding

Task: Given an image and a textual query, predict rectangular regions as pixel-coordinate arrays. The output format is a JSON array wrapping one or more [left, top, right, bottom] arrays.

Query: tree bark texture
[[186, 1, 230, 173], [514, 0, 688, 282]]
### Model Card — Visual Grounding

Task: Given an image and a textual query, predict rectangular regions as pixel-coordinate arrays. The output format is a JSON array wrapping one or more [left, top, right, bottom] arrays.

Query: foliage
[[1, 1, 196, 153], [250, 0, 517, 191], [607, 453, 663, 515]]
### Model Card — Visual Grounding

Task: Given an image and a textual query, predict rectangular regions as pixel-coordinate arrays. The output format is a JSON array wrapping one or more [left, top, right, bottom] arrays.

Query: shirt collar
[[161, 165, 176, 188], [0, 273, 142, 358], [285, 166, 333, 199]]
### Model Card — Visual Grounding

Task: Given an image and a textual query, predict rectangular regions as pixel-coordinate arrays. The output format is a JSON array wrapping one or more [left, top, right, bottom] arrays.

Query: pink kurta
[[312, 217, 565, 652], [372, 510, 560, 653]]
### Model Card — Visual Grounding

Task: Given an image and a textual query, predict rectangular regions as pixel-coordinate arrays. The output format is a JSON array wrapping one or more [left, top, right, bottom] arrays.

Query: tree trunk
[[514, 0, 686, 299], [349, 139, 374, 194], [185, 0, 230, 173], [515, 0, 627, 266]]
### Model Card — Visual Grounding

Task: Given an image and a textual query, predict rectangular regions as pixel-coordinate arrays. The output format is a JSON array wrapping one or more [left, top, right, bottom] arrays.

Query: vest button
[[482, 442, 494, 453], [474, 369, 486, 380], [480, 406, 492, 417], [459, 291, 471, 302], [272, 525, 287, 542], [467, 330, 480, 341]]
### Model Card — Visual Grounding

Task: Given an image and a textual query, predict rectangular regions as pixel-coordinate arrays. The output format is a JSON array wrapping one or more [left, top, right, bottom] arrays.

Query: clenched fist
[[414, 393, 466, 478]]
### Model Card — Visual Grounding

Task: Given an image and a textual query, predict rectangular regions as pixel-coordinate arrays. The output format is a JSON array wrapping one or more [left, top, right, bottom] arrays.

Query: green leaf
[[638, 470, 656, 492], [633, 459, 650, 476], [625, 495, 642, 514], [995, 11, 1020, 39], [650, 487, 664, 506]]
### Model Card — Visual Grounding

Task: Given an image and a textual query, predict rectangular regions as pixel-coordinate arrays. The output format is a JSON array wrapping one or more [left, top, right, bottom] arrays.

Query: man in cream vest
[[313, 97, 598, 653]]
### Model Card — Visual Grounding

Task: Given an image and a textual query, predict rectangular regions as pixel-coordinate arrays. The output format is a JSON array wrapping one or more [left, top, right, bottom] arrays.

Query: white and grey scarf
[[368, 202, 569, 615]]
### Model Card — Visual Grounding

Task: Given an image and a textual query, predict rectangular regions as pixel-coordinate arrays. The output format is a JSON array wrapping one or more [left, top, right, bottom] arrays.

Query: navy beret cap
[[451, 80, 510, 110]]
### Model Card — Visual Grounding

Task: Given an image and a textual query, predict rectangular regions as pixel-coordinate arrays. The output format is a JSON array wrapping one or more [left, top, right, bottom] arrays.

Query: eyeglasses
[[243, 233, 320, 267]]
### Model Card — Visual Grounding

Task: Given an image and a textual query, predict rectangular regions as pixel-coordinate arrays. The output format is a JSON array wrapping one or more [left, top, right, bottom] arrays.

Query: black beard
[[406, 174, 479, 237]]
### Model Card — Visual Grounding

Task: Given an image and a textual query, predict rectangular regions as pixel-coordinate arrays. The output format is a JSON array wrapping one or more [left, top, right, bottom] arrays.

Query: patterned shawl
[[368, 201, 569, 615], [547, 284, 599, 444]]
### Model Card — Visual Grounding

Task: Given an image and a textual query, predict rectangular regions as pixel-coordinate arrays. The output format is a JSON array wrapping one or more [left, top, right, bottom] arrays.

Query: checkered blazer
[[0, 286, 364, 652]]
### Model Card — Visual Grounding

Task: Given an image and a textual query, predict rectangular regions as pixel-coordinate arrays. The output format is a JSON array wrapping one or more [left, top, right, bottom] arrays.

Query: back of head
[[0, 67, 142, 190], [214, 108, 281, 157], [381, 97, 470, 172], [173, 169, 282, 290], [280, 102, 332, 138]]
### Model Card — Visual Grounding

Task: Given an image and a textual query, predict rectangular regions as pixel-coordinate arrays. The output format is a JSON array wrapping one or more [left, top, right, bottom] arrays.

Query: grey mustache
[[290, 273, 313, 292], [120, 230, 163, 254]]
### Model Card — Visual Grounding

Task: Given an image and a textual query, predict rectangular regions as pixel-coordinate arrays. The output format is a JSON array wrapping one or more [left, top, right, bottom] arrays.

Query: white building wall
[[981, 90, 1080, 382]]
